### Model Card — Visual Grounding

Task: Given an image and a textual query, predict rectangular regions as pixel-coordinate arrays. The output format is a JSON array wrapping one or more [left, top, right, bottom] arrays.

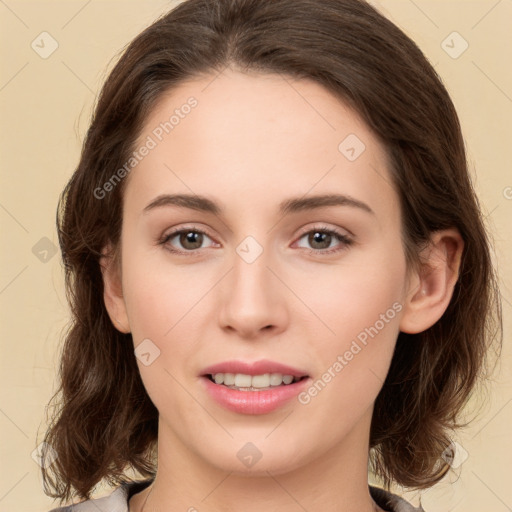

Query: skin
[[101, 68, 463, 512]]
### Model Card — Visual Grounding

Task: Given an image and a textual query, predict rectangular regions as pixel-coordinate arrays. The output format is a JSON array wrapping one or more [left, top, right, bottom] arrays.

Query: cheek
[[293, 247, 405, 413], [121, 223, 406, 356], [120, 256, 205, 415], [121, 244, 206, 340], [120, 244, 214, 393], [293, 244, 406, 348], [293, 303, 401, 448]]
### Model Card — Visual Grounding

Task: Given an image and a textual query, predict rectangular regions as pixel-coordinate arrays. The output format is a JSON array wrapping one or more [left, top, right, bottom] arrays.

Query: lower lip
[[201, 376, 310, 415]]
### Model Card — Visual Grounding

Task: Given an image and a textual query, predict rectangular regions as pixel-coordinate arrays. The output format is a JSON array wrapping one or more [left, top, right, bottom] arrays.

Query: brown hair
[[41, 0, 502, 502]]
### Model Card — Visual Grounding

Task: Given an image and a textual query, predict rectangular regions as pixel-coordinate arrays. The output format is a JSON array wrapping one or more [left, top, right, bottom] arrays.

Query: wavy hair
[[40, 0, 502, 502]]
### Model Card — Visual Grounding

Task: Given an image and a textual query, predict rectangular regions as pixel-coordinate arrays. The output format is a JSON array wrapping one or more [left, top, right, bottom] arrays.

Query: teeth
[[234, 374, 252, 387], [213, 373, 225, 384], [210, 372, 299, 388], [223, 373, 235, 385], [269, 373, 284, 386], [282, 374, 294, 384]]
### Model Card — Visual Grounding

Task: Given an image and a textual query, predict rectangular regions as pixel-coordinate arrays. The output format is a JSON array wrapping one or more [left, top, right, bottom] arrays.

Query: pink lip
[[201, 359, 308, 378], [201, 376, 310, 415], [200, 359, 310, 415]]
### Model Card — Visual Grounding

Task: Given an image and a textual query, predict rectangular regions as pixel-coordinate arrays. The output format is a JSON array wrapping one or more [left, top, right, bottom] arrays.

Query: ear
[[99, 243, 131, 334], [399, 229, 464, 334]]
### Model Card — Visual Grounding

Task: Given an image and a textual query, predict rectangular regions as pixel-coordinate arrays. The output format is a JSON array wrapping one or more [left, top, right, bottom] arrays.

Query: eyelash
[[158, 224, 353, 257]]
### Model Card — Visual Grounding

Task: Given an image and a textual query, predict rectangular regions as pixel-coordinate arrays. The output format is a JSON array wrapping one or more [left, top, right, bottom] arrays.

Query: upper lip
[[201, 359, 308, 378]]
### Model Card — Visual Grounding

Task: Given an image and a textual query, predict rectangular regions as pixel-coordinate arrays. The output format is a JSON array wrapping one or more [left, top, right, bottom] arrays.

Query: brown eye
[[295, 226, 353, 255], [177, 231, 204, 250], [307, 231, 333, 250], [161, 228, 215, 253]]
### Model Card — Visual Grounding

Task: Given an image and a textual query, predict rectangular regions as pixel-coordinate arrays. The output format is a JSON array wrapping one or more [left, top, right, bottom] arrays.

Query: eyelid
[[159, 222, 354, 255], [295, 222, 352, 239], [292, 224, 354, 255], [159, 224, 218, 248]]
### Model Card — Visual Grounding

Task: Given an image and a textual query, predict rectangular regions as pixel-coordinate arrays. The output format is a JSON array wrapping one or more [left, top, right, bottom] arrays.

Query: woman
[[41, 0, 502, 511]]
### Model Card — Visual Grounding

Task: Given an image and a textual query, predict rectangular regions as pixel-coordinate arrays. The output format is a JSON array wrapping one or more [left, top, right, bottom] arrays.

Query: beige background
[[0, 1, 510, 511]]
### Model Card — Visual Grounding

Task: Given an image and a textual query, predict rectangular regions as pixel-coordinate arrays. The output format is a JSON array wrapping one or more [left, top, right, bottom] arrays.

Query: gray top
[[48, 479, 425, 512]]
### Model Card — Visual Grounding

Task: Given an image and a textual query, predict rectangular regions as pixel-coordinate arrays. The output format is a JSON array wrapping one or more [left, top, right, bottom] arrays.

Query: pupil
[[181, 231, 202, 249], [310, 232, 330, 249]]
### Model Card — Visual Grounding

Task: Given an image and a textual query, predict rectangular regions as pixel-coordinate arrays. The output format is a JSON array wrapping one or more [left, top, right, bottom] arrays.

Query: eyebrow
[[142, 193, 375, 216]]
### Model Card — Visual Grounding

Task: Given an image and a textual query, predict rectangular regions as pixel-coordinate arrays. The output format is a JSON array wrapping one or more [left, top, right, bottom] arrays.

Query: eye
[[159, 227, 217, 254], [294, 225, 353, 255], [158, 224, 353, 256]]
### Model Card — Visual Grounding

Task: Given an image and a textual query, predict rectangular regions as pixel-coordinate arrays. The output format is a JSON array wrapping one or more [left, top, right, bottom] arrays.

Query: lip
[[201, 376, 310, 415], [201, 359, 308, 378], [200, 359, 310, 415]]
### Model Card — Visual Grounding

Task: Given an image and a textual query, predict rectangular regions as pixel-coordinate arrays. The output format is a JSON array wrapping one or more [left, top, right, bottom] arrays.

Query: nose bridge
[[233, 240, 270, 296], [218, 235, 285, 336], [231, 236, 275, 310]]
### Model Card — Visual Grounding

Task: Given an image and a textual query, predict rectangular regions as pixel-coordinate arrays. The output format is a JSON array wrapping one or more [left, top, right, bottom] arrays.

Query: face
[[104, 68, 413, 476]]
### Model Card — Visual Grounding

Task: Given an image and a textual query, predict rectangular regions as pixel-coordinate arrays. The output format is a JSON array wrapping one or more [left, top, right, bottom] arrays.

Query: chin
[[191, 434, 311, 477]]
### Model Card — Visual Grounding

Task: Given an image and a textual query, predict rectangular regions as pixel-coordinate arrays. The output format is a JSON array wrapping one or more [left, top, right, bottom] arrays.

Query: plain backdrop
[[0, 1, 511, 511]]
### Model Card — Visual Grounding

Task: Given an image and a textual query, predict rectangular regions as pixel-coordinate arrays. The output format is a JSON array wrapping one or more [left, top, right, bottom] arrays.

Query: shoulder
[[47, 479, 152, 512], [47, 486, 128, 512], [369, 485, 426, 512], [48, 481, 420, 512]]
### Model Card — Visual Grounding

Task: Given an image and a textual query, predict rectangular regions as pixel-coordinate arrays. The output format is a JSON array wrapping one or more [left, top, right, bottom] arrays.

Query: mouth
[[200, 359, 309, 391], [200, 372, 310, 415], [199, 359, 310, 413], [204, 372, 308, 391]]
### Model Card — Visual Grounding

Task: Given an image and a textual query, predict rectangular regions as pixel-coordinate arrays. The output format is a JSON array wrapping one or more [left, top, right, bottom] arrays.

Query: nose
[[218, 245, 288, 340]]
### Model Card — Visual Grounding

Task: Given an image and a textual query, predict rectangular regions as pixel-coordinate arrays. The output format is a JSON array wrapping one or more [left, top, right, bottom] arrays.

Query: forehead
[[124, 69, 397, 223]]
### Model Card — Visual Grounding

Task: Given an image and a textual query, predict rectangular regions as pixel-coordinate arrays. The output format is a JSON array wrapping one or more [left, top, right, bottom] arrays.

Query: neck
[[134, 407, 383, 512]]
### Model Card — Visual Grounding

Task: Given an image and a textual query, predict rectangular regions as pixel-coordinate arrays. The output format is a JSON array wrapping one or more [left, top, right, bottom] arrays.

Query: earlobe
[[100, 243, 131, 334], [399, 229, 464, 334]]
